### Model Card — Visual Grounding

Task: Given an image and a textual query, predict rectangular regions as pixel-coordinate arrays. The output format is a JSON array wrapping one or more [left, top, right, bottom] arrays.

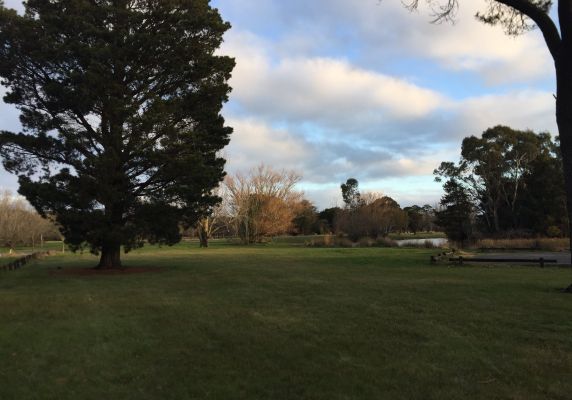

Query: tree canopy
[[0, 0, 235, 268], [435, 126, 567, 238]]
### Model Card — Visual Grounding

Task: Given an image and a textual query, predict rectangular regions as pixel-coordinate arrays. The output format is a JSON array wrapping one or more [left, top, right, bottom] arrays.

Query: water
[[396, 238, 448, 247]]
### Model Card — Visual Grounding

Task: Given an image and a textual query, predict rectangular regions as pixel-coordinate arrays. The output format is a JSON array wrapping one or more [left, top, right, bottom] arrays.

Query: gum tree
[[0, 0, 235, 268], [406, 0, 572, 290]]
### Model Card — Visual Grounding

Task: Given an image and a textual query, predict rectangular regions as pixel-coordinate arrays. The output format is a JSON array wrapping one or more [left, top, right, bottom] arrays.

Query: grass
[[1, 241, 572, 399]]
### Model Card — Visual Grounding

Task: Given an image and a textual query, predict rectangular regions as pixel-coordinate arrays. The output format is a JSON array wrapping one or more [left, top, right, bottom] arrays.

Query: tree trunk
[[555, 49, 572, 292], [97, 243, 122, 269], [198, 219, 209, 248]]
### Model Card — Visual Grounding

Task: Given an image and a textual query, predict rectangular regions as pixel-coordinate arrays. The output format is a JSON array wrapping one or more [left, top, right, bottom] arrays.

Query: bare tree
[[0, 191, 59, 253], [224, 165, 302, 243], [403, 0, 572, 289]]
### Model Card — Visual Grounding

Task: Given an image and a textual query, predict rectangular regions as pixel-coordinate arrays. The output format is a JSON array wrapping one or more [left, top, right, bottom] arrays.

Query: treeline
[[192, 166, 437, 246], [435, 125, 567, 246], [0, 191, 60, 251]]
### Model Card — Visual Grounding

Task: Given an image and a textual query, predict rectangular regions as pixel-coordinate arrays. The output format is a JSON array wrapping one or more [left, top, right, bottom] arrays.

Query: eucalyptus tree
[[406, 0, 572, 289]]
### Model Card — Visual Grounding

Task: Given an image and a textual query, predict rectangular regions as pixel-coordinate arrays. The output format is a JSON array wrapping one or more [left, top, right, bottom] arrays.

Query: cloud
[[0, 0, 559, 210], [224, 31, 445, 120], [217, 0, 554, 85], [224, 117, 313, 175]]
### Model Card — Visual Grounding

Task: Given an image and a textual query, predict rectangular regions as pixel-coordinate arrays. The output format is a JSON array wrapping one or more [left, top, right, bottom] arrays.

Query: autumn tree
[[224, 165, 302, 243], [0, 1, 234, 268], [335, 192, 407, 240], [404, 0, 572, 287]]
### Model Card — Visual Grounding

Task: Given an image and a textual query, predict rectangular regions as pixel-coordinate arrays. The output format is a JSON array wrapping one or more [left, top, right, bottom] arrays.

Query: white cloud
[[224, 117, 312, 175]]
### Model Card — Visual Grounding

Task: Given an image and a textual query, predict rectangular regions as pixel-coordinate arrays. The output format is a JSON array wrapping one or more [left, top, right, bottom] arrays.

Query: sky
[[0, 0, 558, 210]]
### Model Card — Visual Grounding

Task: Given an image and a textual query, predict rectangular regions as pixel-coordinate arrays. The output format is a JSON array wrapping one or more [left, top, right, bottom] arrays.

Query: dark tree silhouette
[[341, 178, 363, 210], [406, 0, 572, 291], [0, 0, 235, 268]]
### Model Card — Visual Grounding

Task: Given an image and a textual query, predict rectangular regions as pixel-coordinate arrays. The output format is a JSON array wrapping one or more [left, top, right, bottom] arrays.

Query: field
[[1, 241, 572, 399]]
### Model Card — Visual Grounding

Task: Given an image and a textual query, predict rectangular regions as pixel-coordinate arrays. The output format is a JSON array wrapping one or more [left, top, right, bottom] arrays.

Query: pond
[[396, 238, 448, 247]]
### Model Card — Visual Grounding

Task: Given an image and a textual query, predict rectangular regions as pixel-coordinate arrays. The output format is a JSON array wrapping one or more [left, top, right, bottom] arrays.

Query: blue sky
[[0, 0, 558, 209]]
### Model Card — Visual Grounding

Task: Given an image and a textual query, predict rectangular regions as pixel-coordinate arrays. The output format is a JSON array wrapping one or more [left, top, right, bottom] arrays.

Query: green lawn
[[1, 242, 571, 399]]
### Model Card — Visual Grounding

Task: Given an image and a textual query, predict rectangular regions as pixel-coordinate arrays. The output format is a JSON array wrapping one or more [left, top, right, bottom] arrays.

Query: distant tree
[[196, 194, 227, 248], [404, 205, 424, 234], [341, 178, 363, 210], [292, 200, 319, 235], [317, 207, 341, 233], [0, 191, 58, 253], [0, 1, 234, 268], [435, 180, 474, 247], [224, 165, 302, 243], [335, 193, 407, 240], [421, 204, 438, 232], [435, 126, 546, 234]]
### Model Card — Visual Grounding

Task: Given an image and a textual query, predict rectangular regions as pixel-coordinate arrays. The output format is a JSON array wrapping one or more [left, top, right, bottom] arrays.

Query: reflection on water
[[396, 238, 448, 247]]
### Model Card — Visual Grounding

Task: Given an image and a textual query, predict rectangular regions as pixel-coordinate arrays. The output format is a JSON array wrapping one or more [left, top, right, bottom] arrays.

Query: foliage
[[291, 199, 319, 235], [317, 207, 341, 234], [403, 204, 436, 233], [224, 165, 302, 243], [435, 179, 474, 247], [435, 126, 564, 236], [335, 193, 408, 241], [0, 191, 59, 251], [340, 178, 363, 210], [0, 0, 234, 268]]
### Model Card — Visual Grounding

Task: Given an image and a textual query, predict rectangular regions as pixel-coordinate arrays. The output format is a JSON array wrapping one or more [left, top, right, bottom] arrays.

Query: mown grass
[[1, 242, 572, 399]]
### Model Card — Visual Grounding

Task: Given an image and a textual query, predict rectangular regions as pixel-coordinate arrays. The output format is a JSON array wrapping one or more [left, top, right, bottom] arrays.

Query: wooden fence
[[0, 251, 51, 271]]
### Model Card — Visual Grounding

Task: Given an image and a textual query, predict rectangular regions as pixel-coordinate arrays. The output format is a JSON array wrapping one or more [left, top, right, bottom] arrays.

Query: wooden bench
[[448, 256, 557, 268]]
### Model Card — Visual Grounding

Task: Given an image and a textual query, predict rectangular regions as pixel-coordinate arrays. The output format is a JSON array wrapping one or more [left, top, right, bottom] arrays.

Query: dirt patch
[[49, 267, 165, 277]]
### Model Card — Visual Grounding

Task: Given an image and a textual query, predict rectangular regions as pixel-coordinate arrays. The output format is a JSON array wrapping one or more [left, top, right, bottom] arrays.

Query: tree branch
[[496, 0, 561, 60]]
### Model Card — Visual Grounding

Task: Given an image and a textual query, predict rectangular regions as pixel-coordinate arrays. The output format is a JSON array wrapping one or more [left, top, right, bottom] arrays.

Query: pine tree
[[0, 0, 235, 268]]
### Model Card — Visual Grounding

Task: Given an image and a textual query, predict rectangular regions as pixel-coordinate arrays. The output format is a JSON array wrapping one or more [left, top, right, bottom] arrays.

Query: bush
[[546, 225, 562, 238]]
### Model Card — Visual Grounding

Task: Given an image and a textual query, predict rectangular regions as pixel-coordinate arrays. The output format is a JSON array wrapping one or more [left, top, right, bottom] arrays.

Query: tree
[[317, 207, 341, 233], [404, 205, 424, 234], [196, 187, 227, 248], [435, 126, 547, 234], [0, 191, 59, 253], [519, 136, 569, 235], [0, 1, 234, 268], [403, 0, 572, 288], [292, 199, 319, 235], [335, 192, 408, 240], [435, 179, 475, 247], [224, 165, 302, 243], [341, 178, 363, 210]]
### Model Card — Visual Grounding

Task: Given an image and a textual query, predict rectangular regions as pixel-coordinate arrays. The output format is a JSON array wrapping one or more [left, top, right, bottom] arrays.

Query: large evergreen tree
[[0, 0, 235, 268]]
